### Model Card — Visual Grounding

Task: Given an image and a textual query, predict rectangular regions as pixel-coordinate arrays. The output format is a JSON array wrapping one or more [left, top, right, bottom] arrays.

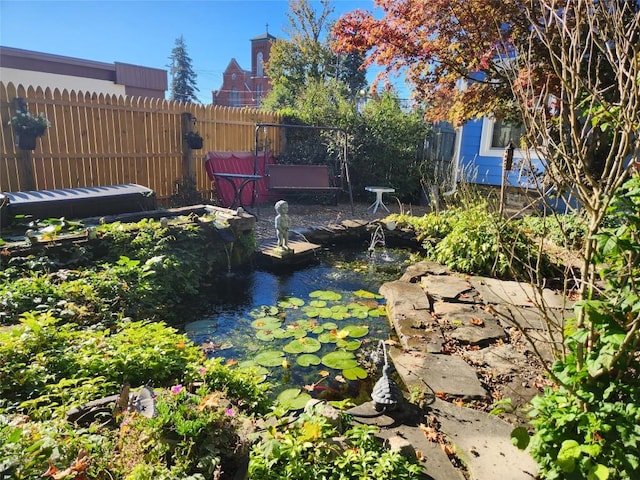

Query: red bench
[[265, 164, 341, 204]]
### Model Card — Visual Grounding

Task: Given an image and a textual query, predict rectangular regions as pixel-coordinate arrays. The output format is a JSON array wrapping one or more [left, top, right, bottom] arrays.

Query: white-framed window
[[479, 117, 539, 159], [256, 84, 263, 104]]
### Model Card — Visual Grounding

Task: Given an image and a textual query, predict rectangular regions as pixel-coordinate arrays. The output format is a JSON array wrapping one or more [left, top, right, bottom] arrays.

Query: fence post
[[17, 150, 36, 191], [181, 112, 194, 180]]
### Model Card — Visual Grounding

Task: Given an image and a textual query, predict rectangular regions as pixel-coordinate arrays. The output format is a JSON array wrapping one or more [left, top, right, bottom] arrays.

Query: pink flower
[[171, 384, 183, 394], [198, 368, 206, 376], [225, 408, 235, 417]]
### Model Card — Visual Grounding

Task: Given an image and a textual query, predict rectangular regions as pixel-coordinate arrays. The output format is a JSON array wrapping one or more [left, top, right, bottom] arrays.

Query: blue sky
[[0, 0, 404, 104]]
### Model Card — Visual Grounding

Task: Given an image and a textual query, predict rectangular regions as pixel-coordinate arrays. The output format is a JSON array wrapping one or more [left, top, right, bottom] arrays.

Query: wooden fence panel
[[1, 81, 282, 203]]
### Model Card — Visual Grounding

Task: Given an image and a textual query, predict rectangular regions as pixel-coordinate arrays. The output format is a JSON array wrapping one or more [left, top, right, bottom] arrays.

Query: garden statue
[[274, 200, 292, 252]]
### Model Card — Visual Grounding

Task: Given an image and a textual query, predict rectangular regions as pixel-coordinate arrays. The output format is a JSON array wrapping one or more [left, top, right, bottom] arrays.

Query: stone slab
[[399, 261, 449, 282], [492, 304, 571, 331], [448, 317, 507, 346], [347, 401, 465, 480], [393, 312, 444, 352], [380, 280, 431, 310], [390, 350, 487, 399], [464, 344, 529, 376], [421, 274, 473, 301], [259, 240, 321, 258], [470, 276, 573, 309], [432, 302, 480, 316], [430, 398, 538, 480]]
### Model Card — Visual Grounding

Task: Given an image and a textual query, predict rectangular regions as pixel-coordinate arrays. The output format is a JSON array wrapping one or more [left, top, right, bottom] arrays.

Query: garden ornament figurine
[[371, 340, 401, 411], [275, 200, 292, 252]]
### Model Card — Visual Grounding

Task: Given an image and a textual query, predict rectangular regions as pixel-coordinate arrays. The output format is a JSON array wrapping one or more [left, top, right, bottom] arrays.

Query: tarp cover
[[204, 151, 277, 207]]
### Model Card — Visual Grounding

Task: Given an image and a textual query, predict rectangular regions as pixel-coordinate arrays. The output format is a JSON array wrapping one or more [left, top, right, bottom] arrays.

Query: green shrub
[[0, 313, 272, 480], [248, 407, 423, 479], [516, 176, 640, 479], [517, 213, 588, 250], [0, 312, 203, 414], [391, 203, 557, 278]]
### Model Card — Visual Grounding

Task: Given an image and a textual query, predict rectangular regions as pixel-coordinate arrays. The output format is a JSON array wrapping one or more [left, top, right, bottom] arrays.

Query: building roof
[[0, 46, 167, 97], [251, 32, 276, 42]]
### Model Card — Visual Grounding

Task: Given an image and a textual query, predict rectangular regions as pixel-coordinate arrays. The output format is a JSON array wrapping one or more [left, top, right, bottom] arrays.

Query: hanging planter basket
[[16, 129, 40, 150], [185, 132, 203, 150]]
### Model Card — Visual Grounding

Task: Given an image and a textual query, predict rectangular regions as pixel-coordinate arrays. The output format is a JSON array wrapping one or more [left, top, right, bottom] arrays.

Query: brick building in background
[[212, 31, 275, 108]]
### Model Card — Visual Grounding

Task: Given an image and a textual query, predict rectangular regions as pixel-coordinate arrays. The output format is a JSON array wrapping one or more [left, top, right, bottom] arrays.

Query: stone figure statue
[[274, 200, 291, 251]]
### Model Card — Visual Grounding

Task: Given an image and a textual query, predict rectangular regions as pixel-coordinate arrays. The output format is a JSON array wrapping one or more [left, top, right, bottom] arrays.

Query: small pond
[[181, 246, 410, 408]]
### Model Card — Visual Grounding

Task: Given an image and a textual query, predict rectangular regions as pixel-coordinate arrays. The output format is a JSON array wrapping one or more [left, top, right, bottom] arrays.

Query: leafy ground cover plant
[[0, 312, 203, 415], [248, 406, 424, 479], [0, 215, 252, 327], [513, 176, 640, 479], [389, 203, 558, 279], [0, 312, 272, 479], [517, 213, 588, 250]]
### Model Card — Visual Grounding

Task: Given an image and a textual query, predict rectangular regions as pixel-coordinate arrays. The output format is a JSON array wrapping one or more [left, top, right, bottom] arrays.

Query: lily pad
[[354, 289, 382, 299], [347, 303, 371, 317], [296, 354, 322, 367], [318, 331, 339, 343], [342, 325, 369, 338], [336, 339, 362, 351], [352, 310, 369, 319], [321, 322, 338, 330], [255, 350, 285, 367], [282, 327, 307, 339], [279, 296, 305, 308], [251, 317, 282, 330], [283, 337, 322, 354], [322, 351, 359, 370], [309, 300, 327, 308], [309, 290, 343, 301], [256, 328, 286, 341], [248, 305, 279, 318], [304, 308, 321, 318], [277, 388, 312, 411], [367, 307, 386, 317], [342, 366, 368, 380], [184, 319, 218, 335]]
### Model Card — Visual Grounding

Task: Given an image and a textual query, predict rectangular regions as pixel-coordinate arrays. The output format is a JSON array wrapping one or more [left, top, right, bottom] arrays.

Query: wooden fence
[[0, 82, 282, 203]]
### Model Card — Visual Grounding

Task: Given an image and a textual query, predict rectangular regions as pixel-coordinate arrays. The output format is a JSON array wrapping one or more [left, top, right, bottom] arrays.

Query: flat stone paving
[[297, 219, 570, 479], [372, 261, 574, 480]]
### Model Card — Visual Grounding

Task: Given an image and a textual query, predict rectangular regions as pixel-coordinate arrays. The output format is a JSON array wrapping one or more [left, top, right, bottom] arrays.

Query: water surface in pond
[[182, 247, 409, 403]]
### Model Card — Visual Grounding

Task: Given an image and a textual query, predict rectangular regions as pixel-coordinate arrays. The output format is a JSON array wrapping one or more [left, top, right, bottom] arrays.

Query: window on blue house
[[491, 119, 525, 148], [480, 117, 537, 158]]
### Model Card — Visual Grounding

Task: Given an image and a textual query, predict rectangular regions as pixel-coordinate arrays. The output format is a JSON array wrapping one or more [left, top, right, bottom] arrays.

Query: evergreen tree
[[335, 50, 367, 99], [169, 36, 199, 103]]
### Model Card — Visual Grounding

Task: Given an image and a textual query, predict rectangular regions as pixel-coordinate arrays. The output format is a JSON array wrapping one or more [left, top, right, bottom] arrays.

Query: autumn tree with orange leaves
[[333, 0, 548, 125], [335, 3, 640, 478]]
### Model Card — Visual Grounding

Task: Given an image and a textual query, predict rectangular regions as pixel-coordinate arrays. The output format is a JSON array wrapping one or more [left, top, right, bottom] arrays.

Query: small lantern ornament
[[503, 141, 515, 171]]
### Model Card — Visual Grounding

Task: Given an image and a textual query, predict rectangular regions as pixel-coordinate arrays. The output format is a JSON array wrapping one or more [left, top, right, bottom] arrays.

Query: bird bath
[[181, 247, 410, 405]]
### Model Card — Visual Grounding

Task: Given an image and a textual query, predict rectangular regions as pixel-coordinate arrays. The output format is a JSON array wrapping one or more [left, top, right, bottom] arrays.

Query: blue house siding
[[458, 119, 503, 186], [456, 119, 540, 188]]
